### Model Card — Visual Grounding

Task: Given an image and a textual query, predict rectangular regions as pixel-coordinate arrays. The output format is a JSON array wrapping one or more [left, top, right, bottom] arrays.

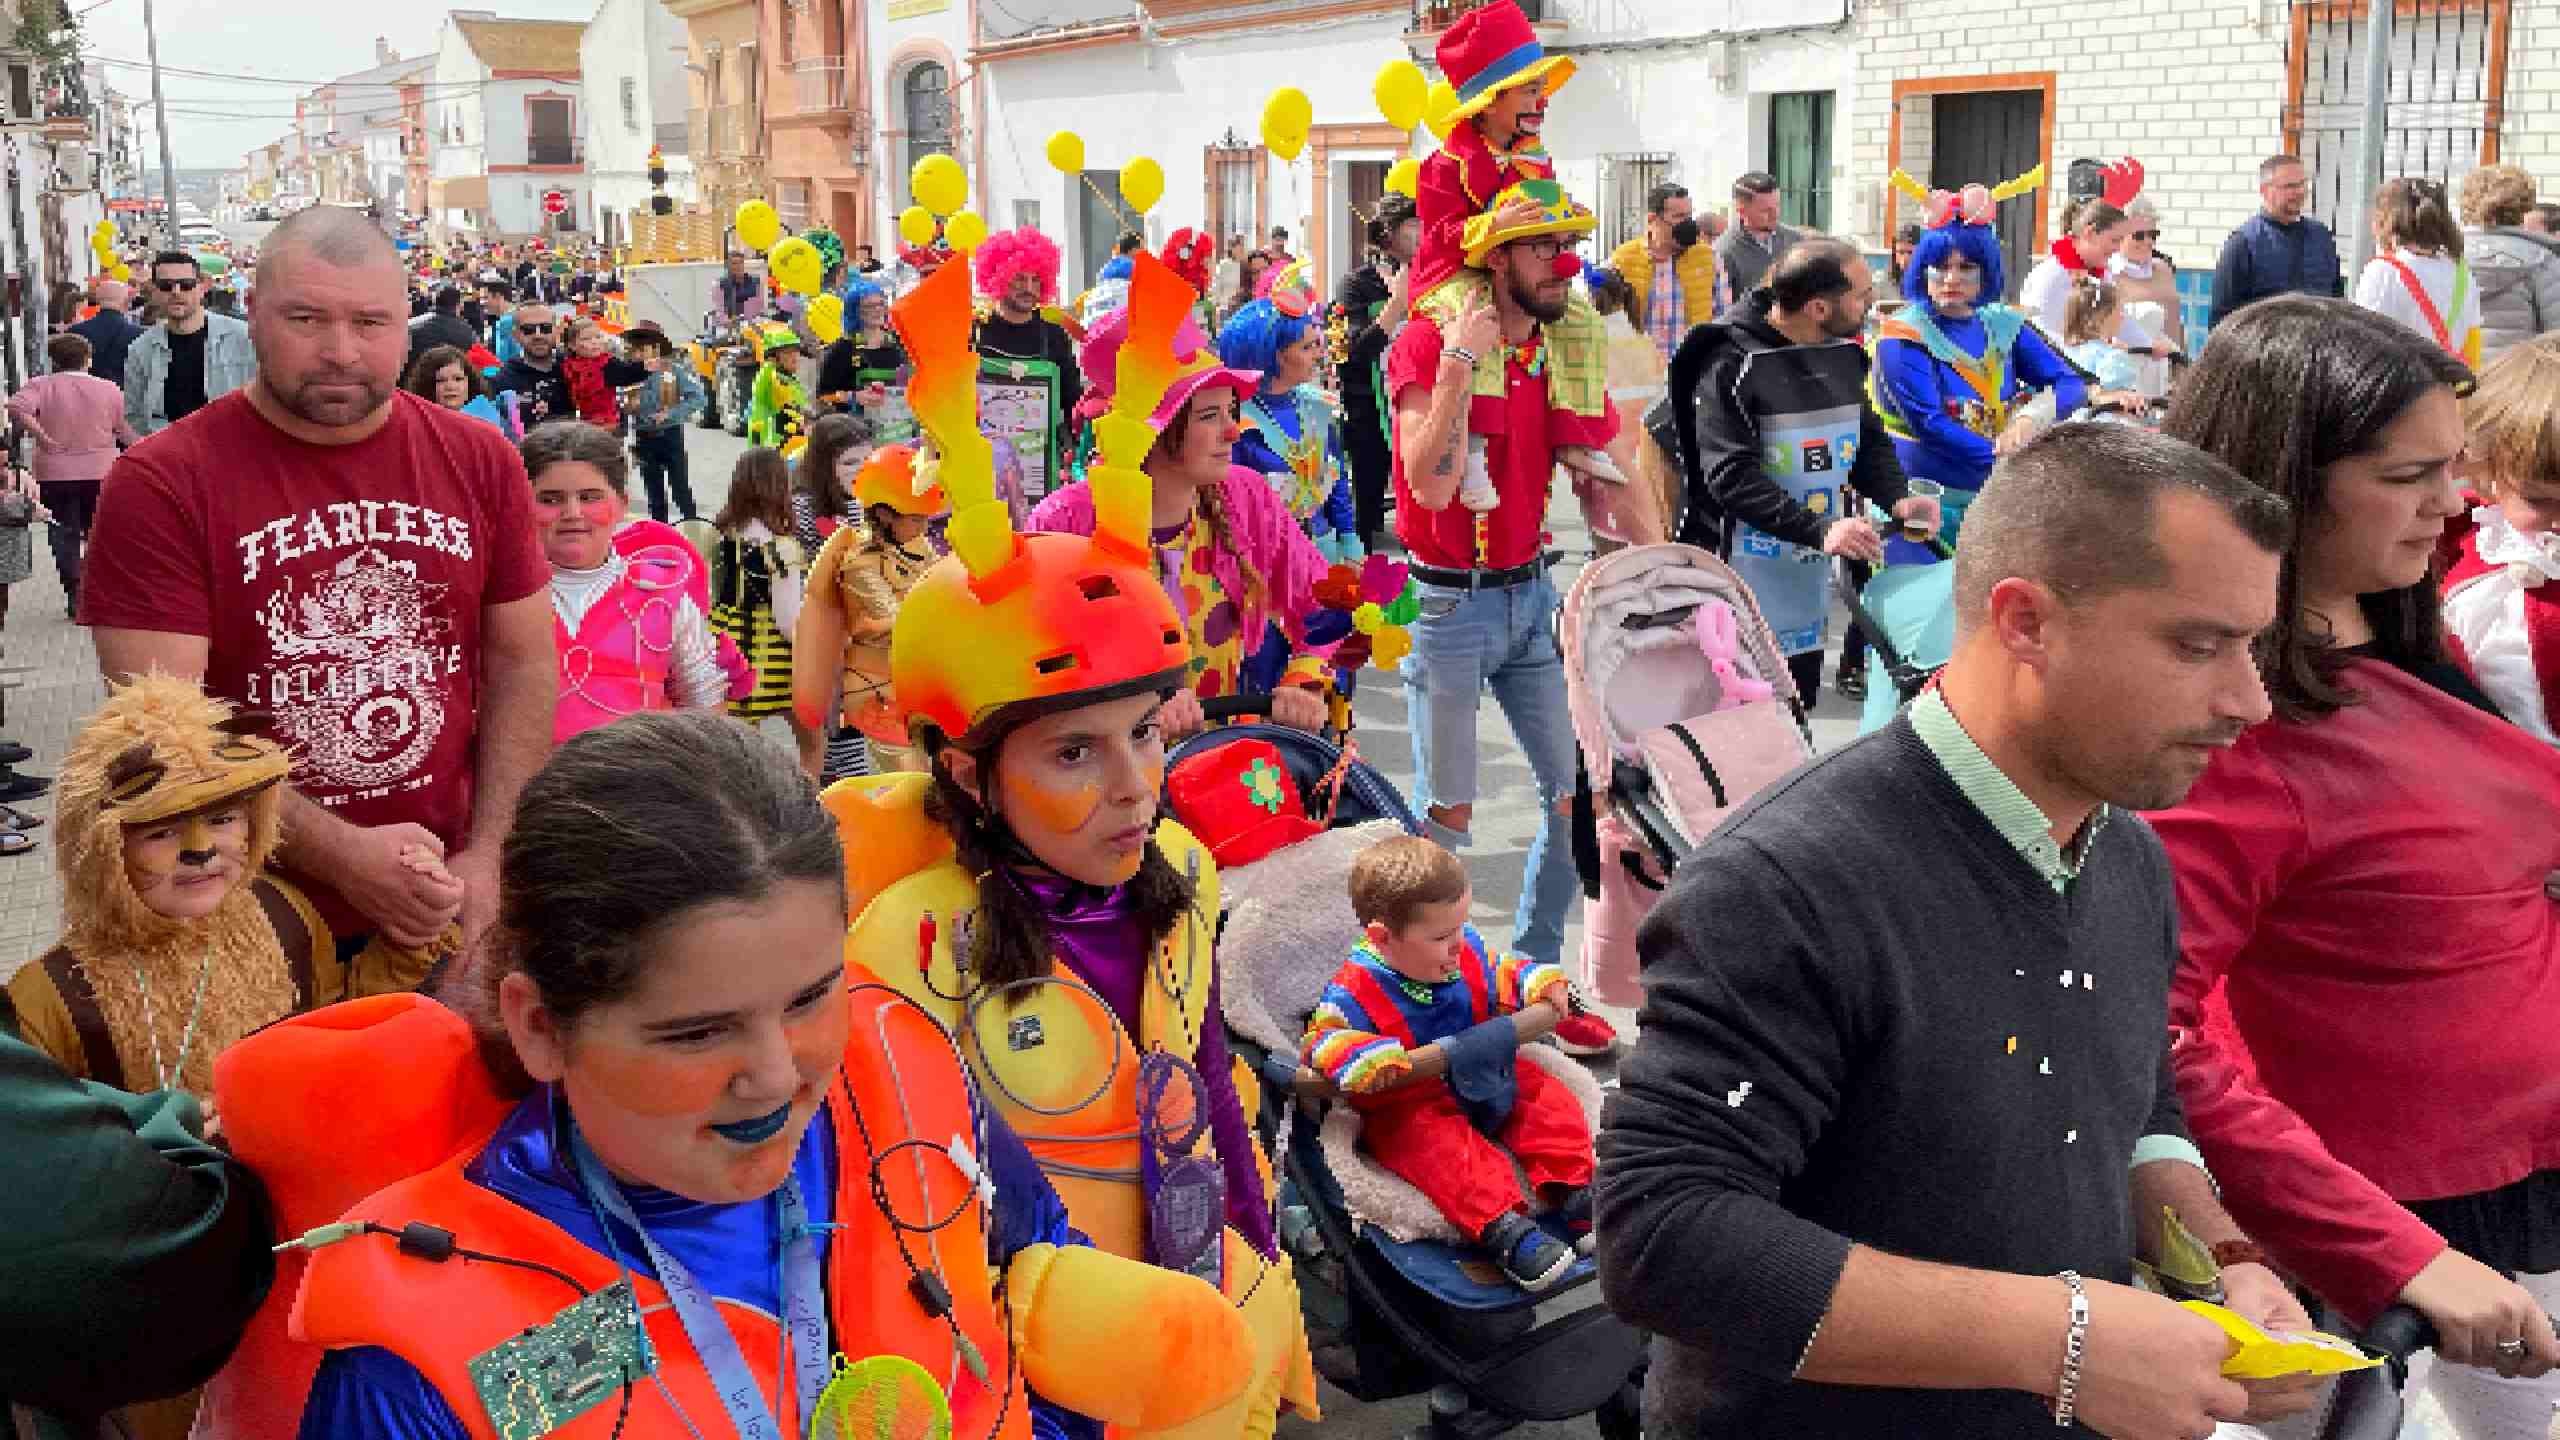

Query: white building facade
[[848, 0, 1853, 296], [582, 0, 697, 248], [429, 12, 588, 241]]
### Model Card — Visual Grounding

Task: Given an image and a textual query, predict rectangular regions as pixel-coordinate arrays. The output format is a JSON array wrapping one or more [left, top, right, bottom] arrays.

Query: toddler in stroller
[[1163, 702, 1645, 1440], [1302, 835, 1596, 1294]]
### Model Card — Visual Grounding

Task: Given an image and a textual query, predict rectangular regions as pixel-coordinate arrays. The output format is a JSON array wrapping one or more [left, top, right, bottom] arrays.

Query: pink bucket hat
[[1074, 304, 1259, 427]]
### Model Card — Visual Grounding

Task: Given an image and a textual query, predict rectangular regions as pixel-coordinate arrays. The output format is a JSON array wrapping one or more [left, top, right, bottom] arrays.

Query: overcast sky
[[80, 0, 606, 169]]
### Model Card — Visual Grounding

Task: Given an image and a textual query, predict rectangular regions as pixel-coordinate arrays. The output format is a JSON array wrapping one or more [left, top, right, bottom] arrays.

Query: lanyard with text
[[568, 1129, 830, 1439]]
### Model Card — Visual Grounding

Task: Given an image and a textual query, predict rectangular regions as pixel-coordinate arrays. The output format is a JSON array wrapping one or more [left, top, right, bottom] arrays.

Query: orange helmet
[[853, 443, 947, 517], [885, 252, 1200, 748]]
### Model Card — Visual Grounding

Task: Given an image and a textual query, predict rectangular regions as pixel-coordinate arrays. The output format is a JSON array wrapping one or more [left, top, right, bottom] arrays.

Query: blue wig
[[1902, 221, 2008, 310], [840, 273, 888, 316], [1099, 255, 1134, 282], [1216, 299, 1313, 387]]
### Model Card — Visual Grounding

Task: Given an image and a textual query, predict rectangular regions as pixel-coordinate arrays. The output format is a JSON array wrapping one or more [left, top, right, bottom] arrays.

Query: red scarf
[[562, 352, 621, 427]]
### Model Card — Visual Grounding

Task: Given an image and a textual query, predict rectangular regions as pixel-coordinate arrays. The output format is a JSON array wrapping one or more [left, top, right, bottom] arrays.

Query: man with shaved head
[[81, 204, 555, 970]]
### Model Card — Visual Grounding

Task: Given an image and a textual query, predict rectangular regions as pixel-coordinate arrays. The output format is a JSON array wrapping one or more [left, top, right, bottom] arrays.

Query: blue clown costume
[[1868, 168, 2090, 544], [1218, 294, 1364, 567], [1299, 925, 1593, 1245]]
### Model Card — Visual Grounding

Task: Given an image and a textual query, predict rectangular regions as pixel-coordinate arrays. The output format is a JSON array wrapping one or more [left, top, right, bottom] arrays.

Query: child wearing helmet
[[746, 323, 807, 452], [794, 442, 947, 776], [1036, 302, 1334, 738], [831, 254, 1322, 1440]]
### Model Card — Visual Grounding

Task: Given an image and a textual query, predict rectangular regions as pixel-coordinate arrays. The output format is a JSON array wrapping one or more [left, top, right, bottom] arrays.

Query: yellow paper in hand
[[2181, 1301, 2383, 1381]]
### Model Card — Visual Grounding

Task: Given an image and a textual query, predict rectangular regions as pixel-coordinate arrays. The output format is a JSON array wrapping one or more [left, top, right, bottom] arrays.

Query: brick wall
[[2499, 1, 2560, 189], [1854, 0, 2293, 272]]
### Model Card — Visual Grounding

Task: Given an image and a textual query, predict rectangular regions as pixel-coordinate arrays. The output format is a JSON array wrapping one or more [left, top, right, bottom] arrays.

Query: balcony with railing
[[526, 135, 586, 167], [690, 103, 756, 160], [788, 56, 844, 114]]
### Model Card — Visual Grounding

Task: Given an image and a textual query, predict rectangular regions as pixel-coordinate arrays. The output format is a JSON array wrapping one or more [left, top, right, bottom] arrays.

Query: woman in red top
[[2153, 296, 2560, 1434]]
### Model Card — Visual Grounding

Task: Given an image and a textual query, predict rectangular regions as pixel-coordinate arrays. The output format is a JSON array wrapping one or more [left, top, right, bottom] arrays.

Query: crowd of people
[[3, 4, 2560, 1439]]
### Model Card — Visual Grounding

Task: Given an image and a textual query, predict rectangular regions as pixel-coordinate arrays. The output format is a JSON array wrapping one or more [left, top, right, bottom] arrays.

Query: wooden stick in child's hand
[[1293, 995, 1568, 1101]]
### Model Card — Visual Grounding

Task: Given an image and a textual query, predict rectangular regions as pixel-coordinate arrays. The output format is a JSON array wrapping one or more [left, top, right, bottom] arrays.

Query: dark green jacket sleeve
[[0, 990, 275, 1419]]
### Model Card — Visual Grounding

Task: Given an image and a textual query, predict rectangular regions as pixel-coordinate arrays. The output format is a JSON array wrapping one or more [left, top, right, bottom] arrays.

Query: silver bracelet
[[2052, 1269, 2090, 1428], [1445, 345, 1480, 369]]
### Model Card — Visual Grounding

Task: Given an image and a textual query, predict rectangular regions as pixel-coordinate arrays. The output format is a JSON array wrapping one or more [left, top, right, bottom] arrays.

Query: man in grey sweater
[[1598, 425, 2320, 1438], [1711, 170, 1800, 310]]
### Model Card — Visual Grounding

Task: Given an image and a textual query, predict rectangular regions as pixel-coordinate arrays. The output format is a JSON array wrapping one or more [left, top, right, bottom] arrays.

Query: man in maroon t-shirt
[[84, 206, 555, 963], [1387, 184, 1658, 973]]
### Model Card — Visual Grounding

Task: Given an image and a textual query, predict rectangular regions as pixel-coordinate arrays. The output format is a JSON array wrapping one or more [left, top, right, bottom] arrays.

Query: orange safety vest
[[266, 981, 1022, 1440], [196, 994, 514, 1440]]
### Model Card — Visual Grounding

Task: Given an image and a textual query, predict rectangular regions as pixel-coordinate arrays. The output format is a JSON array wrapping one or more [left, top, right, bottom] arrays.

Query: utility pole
[[140, 0, 179, 241], [2348, 0, 2393, 275]]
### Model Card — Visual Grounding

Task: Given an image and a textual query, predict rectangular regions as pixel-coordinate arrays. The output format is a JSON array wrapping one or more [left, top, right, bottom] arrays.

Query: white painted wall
[[582, 0, 698, 235], [858, 0, 973, 239], [431, 21, 489, 234]]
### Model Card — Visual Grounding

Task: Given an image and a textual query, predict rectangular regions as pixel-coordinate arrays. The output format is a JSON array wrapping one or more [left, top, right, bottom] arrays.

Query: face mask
[[1671, 219, 1702, 250]]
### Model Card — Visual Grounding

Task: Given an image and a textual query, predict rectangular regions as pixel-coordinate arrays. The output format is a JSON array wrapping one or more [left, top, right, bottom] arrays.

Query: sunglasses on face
[[2132, 230, 2160, 242], [153, 278, 198, 293], [517, 322, 554, 334]]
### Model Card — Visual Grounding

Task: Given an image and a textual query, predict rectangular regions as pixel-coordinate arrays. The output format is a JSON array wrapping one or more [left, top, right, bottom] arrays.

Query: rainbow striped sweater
[[1301, 925, 1566, 1097]]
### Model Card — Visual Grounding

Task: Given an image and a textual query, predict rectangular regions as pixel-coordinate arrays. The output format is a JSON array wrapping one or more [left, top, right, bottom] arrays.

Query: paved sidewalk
[[0, 544, 106, 982]]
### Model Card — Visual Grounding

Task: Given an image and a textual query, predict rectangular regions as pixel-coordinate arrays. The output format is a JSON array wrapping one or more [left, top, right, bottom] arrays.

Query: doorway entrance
[[1929, 89, 2044, 297]]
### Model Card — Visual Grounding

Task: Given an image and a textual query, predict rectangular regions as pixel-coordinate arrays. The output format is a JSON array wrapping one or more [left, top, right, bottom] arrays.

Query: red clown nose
[[1549, 250, 1582, 281]]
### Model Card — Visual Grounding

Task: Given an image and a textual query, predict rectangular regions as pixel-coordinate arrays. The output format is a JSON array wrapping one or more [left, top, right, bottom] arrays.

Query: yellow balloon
[[1262, 88, 1314, 162], [898, 205, 938, 248], [1385, 157, 1420, 199], [912, 154, 968, 218], [769, 236, 824, 295], [1046, 130, 1086, 175], [1374, 60, 1428, 133], [1120, 158, 1165, 216], [109, 261, 131, 282], [734, 199, 783, 254], [944, 210, 989, 252], [1423, 79, 1461, 141], [808, 294, 845, 345]]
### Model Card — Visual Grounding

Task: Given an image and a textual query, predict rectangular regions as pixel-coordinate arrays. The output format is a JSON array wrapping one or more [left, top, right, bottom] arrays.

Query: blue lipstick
[[709, 1102, 792, 1145]]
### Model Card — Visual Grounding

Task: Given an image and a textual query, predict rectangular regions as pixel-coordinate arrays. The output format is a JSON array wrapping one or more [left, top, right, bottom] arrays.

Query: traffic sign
[[541, 189, 568, 217]]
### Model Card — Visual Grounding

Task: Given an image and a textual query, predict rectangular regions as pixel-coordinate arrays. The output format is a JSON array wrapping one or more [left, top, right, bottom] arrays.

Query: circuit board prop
[[467, 1278, 655, 1440]]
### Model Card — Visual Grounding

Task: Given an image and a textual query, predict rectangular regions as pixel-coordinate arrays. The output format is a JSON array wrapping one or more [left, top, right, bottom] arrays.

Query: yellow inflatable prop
[[769, 236, 825, 295], [912, 153, 969, 217], [1261, 87, 1312, 162], [808, 293, 845, 345], [944, 210, 989, 253], [1046, 130, 1086, 174], [1374, 60, 1428, 132], [1120, 157, 1165, 216], [898, 205, 939, 248], [1423, 79, 1460, 141], [734, 199, 783, 254], [1385, 157, 1420, 199]]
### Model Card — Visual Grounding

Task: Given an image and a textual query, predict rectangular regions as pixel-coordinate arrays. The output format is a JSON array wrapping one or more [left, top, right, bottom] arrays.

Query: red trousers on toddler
[[1356, 1056, 1594, 1238]]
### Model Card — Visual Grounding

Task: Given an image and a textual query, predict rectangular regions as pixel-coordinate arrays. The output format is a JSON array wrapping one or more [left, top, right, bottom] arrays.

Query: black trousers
[[1789, 648, 1824, 709], [1837, 559, 1874, 677], [630, 426, 695, 522], [38, 480, 97, 602], [1342, 392, 1394, 548]]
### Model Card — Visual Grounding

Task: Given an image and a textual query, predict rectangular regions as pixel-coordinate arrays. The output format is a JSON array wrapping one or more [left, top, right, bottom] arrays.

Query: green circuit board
[[466, 1279, 655, 1440]]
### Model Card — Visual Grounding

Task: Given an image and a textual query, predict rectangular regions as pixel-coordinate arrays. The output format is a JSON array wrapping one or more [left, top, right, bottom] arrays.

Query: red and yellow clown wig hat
[[1437, 0, 1574, 127], [853, 442, 947, 516], [887, 253, 1194, 748], [972, 226, 1062, 307]]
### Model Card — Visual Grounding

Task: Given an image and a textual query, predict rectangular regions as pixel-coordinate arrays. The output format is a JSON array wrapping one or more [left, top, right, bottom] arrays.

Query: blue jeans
[[1399, 573, 1578, 966]]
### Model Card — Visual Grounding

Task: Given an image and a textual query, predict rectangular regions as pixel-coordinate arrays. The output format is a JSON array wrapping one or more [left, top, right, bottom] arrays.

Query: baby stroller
[[1562, 542, 1815, 1010], [1837, 526, 1957, 735], [1166, 696, 1647, 1440]]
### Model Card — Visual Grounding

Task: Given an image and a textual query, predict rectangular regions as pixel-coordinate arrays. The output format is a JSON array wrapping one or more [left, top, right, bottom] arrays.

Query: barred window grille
[[1602, 152, 1673, 256], [2285, 0, 2508, 242]]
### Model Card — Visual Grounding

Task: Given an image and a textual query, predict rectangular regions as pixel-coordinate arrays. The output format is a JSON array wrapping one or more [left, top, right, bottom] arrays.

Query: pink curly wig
[[974, 227, 1061, 305]]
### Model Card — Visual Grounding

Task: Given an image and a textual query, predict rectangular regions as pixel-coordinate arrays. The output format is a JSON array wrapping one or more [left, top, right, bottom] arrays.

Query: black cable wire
[[355, 1222, 636, 1439]]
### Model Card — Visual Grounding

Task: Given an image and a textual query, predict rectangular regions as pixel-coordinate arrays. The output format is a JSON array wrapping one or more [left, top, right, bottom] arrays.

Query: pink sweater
[[8, 371, 135, 482]]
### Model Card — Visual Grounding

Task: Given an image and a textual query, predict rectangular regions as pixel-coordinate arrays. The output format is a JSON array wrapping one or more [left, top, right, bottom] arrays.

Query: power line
[[86, 54, 489, 93]]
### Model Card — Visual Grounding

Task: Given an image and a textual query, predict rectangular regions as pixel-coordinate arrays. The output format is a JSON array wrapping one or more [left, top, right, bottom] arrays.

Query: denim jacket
[[122, 314, 255, 436], [624, 363, 706, 433]]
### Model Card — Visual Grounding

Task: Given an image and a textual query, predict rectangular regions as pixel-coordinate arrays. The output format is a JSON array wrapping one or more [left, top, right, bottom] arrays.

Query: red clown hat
[[1166, 737, 1325, 871], [1437, 0, 1575, 128]]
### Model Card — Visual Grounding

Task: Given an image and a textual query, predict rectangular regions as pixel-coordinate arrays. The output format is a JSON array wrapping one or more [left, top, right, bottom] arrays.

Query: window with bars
[[904, 62, 952, 178], [1601, 152, 1673, 255], [2286, 0, 2508, 242], [1209, 146, 1260, 250], [777, 180, 812, 231]]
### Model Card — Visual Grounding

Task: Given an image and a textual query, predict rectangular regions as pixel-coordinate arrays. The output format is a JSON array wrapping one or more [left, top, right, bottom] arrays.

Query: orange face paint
[[1001, 769, 1104, 839], [577, 1041, 740, 1119]]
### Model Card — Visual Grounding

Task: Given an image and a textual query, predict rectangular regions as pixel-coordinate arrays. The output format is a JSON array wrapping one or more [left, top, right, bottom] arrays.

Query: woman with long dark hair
[[2153, 296, 2560, 1436]]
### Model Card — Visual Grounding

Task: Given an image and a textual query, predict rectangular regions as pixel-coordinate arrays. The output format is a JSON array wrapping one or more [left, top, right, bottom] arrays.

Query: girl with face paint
[[841, 254, 1325, 1440], [521, 421, 730, 743], [278, 712, 1260, 1440]]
